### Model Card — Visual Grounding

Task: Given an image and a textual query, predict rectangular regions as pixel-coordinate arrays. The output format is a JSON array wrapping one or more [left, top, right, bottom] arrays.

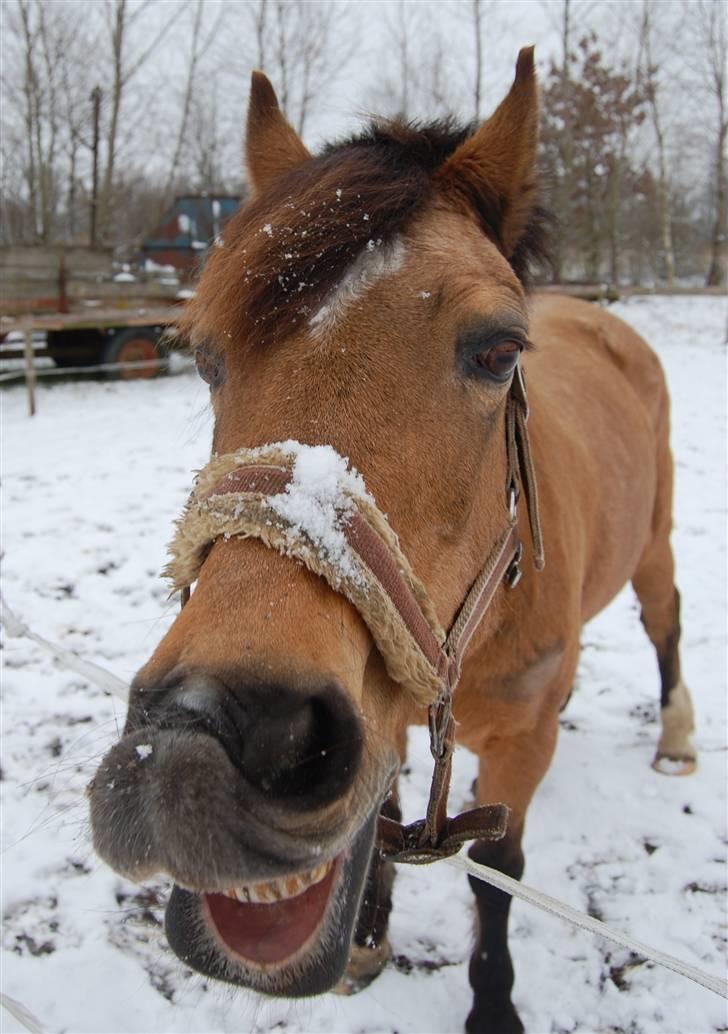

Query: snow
[[0, 295, 726, 1033], [144, 260, 177, 275], [250, 442, 369, 585]]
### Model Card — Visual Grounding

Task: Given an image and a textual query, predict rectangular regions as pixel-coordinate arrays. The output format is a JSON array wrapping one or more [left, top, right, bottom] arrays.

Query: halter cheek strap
[[165, 366, 543, 862]]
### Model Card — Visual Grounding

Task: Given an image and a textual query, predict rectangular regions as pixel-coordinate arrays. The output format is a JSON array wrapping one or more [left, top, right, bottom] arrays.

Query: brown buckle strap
[[344, 512, 449, 682], [443, 522, 521, 688], [377, 804, 509, 864], [507, 366, 545, 571]]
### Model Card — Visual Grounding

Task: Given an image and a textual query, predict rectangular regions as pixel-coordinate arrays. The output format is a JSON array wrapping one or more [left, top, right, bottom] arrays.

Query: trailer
[[0, 195, 241, 372]]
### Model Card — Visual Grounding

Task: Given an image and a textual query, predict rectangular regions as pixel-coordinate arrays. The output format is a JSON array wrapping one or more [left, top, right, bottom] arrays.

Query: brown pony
[[89, 50, 696, 1033]]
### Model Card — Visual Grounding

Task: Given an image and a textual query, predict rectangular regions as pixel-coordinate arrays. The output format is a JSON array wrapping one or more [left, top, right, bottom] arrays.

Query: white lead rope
[[445, 854, 727, 1000], [0, 993, 47, 1034], [0, 593, 128, 701], [1, 594, 726, 1016]]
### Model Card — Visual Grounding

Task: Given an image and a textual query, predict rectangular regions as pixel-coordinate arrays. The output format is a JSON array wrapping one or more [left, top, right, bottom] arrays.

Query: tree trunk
[[159, 0, 204, 213], [608, 154, 622, 285], [18, 0, 40, 240], [553, 0, 573, 282], [254, 0, 267, 69], [706, 118, 727, 286], [99, 0, 125, 242], [473, 0, 483, 119], [641, 1, 675, 286]]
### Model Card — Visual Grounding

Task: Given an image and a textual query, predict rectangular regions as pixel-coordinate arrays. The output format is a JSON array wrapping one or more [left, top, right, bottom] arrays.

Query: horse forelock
[[181, 117, 549, 349]]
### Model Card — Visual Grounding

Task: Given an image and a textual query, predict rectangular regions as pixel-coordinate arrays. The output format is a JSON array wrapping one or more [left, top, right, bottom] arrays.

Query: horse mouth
[[202, 856, 340, 967], [164, 810, 378, 996]]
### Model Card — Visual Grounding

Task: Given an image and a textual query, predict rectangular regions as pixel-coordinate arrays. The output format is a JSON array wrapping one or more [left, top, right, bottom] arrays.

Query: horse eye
[[194, 346, 224, 389], [473, 340, 522, 380]]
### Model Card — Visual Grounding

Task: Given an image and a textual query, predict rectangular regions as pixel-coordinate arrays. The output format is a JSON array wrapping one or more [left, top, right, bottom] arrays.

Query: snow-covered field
[[1, 295, 726, 1034]]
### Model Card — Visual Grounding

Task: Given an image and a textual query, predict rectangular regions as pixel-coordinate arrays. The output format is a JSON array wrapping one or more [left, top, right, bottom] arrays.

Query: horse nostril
[[235, 683, 363, 808], [136, 672, 363, 810]]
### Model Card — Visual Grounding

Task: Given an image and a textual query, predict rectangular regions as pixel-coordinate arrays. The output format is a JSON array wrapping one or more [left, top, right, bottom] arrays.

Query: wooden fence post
[[22, 323, 36, 417]]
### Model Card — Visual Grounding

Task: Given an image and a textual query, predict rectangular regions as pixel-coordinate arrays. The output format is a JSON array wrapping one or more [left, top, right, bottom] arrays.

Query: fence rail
[[0, 356, 176, 384]]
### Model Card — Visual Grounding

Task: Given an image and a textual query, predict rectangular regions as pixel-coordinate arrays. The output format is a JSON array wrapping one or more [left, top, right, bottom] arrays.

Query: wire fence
[[0, 355, 195, 384]]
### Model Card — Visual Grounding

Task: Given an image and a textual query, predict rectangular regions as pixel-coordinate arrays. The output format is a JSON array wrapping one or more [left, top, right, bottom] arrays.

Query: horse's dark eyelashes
[[194, 344, 225, 390], [456, 319, 530, 384], [460, 335, 526, 383], [472, 340, 524, 381]]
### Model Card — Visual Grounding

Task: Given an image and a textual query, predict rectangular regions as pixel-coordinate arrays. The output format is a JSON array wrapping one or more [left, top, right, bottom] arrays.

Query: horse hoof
[[652, 754, 697, 776], [332, 938, 390, 995], [465, 1001, 524, 1034]]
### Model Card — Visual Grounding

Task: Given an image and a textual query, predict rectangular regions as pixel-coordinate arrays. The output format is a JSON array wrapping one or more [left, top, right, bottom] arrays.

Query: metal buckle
[[428, 690, 452, 761], [505, 542, 524, 589]]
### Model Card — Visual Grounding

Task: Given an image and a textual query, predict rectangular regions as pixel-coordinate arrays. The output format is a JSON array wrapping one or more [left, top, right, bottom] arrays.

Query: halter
[[166, 365, 543, 863]]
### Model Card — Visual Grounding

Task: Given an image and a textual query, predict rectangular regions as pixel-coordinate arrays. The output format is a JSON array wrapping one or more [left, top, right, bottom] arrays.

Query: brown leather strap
[[377, 803, 509, 863], [508, 366, 545, 570], [344, 512, 449, 682], [443, 522, 521, 687], [213, 466, 291, 497]]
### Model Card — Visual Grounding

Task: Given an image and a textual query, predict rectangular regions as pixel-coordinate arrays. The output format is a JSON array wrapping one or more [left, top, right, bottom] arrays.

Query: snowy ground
[[1, 294, 726, 1034]]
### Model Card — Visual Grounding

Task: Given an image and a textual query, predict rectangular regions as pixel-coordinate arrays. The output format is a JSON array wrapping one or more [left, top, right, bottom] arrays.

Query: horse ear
[[436, 47, 539, 259], [245, 71, 311, 194]]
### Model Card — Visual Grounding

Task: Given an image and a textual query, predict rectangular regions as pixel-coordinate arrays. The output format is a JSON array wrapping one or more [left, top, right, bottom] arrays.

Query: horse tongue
[[205, 866, 336, 964]]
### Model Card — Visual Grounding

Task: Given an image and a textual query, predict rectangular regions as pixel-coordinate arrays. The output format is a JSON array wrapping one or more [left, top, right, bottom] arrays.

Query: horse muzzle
[[88, 669, 395, 994]]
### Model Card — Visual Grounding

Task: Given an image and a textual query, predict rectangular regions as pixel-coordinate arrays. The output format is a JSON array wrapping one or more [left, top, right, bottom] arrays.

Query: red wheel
[[103, 328, 164, 379]]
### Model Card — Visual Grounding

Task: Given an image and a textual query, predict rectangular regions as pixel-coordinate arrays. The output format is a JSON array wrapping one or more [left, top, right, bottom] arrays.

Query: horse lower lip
[[204, 857, 340, 965]]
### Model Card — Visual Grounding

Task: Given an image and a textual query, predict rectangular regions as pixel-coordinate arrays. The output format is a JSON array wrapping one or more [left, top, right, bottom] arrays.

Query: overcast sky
[[304, 0, 558, 145]]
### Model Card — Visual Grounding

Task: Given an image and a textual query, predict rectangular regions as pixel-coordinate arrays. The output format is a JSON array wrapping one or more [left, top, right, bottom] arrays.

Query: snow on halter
[[164, 441, 449, 707]]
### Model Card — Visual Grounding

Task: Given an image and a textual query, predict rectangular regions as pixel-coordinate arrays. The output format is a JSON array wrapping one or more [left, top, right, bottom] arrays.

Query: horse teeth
[[222, 861, 332, 904]]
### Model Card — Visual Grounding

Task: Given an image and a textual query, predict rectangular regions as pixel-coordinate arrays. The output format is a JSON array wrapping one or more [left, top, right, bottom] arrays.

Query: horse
[[88, 49, 696, 1033]]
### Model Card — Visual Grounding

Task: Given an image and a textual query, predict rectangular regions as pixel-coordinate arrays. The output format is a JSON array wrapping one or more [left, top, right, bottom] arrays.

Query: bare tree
[[472, 0, 484, 119], [16, 0, 42, 238], [391, 0, 412, 119], [158, 1, 224, 213], [5, 0, 93, 241], [97, 0, 188, 240], [551, 0, 575, 281], [366, 1, 461, 121], [254, 0, 268, 70], [237, 0, 355, 137], [692, 0, 727, 286], [637, 0, 675, 285]]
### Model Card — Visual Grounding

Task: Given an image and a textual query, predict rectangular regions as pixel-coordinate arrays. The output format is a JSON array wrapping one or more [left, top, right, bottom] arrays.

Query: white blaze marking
[[309, 238, 406, 335]]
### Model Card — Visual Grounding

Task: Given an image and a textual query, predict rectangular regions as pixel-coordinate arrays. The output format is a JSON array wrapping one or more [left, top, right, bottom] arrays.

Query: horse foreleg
[[466, 720, 559, 1034]]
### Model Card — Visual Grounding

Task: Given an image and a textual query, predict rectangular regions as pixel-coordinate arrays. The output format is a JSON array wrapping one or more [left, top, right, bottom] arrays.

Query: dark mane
[[184, 118, 550, 347]]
